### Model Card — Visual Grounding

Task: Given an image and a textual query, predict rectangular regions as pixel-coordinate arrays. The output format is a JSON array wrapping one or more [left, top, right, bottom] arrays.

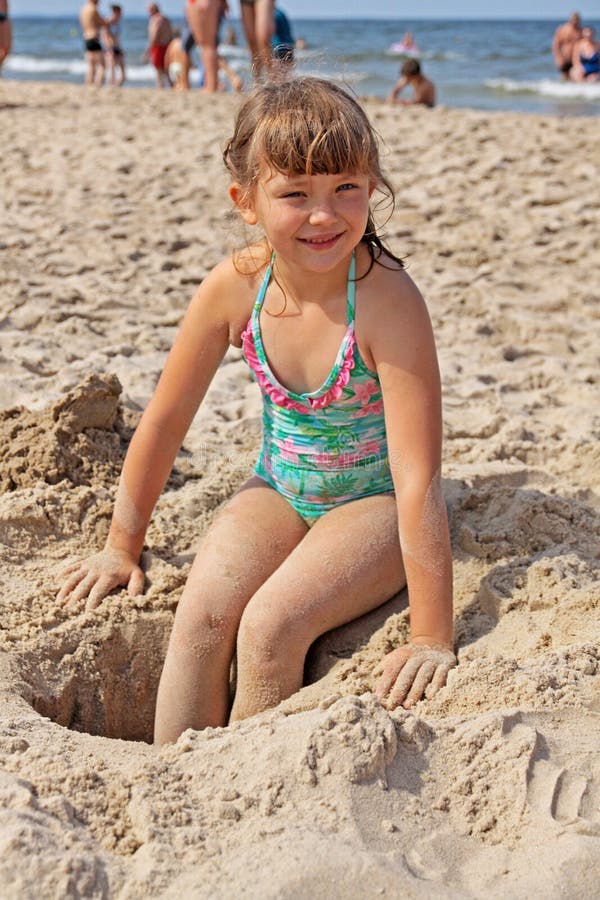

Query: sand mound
[[0, 373, 126, 492]]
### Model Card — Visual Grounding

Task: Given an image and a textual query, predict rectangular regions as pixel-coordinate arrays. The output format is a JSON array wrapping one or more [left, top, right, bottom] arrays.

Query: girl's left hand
[[373, 642, 457, 710]]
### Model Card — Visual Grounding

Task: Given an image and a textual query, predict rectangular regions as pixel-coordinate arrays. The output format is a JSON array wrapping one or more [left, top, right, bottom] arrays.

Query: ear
[[368, 181, 377, 199], [229, 183, 258, 226]]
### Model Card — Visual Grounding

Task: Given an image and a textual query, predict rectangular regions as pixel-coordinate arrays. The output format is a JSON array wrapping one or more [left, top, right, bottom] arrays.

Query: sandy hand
[[56, 548, 144, 610], [374, 641, 456, 710]]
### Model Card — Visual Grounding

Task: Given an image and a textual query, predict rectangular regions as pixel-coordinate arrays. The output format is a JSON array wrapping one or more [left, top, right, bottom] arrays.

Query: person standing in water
[[57, 78, 456, 744], [79, 0, 112, 86], [552, 11, 583, 79], [103, 4, 126, 86], [145, 3, 173, 89]]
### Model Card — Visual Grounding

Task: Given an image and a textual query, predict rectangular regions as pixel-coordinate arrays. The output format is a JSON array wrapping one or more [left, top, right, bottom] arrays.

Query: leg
[[240, 3, 259, 76], [93, 51, 105, 87], [153, 476, 307, 744], [230, 493, 405, 722], [253, 0, 275, 78]]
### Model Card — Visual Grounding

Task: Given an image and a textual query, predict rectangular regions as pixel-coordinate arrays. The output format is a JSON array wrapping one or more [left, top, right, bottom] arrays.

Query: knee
[[170, 595, 239, 659], [237, 594, 309, 663]]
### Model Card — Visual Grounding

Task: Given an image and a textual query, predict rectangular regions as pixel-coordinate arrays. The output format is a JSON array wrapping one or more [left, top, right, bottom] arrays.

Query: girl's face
[[232, 167, 374, 273]]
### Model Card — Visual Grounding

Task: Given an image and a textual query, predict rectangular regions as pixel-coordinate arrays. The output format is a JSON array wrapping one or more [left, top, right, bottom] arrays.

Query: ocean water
[[4, 16, 600, 116]]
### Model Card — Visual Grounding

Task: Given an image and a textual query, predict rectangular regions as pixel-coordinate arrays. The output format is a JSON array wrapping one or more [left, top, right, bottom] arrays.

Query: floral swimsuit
[[241, 252, 393, 525]]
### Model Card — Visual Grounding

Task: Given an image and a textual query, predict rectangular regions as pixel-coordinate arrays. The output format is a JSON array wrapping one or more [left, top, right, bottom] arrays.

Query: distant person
[[185, 0, 222, 93], [144, 3, 173, 88], [165, 32, 191, 90], [552, 11, 582, 79], [272, 5, 294, 68], [103, 4, 126, 86], [570, 25, 600, 81], [387, 59, 435, 108], [0, 0, 11, 77], [79, 0, 111, 86], [400, 31, 418, 52], [183, 3, 243, 93], [240, 0, 275, 80]]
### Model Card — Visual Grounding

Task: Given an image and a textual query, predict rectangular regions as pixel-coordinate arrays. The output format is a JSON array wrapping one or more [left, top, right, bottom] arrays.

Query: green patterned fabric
[[241, 253, 393, 525]]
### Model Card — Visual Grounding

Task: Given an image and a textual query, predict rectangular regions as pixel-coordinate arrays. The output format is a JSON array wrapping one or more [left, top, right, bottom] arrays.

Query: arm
[[57, 261, 235, 607], [386, 76, 407, 103], [369, 271, 455, 707], [552, 27, 562, 65]]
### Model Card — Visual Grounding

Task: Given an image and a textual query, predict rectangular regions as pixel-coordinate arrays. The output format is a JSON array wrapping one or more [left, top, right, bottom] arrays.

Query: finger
[[375, 665, 401, 701], [68, 574, 98, 606], [56, 568, 87, 603], [425, 661, 454, 699], [127, 567, 145, 597], [403, 660, 437, 709], [57, 562, 81, 580], [386, 658, 423, 709], [86, 576, 116, 610]]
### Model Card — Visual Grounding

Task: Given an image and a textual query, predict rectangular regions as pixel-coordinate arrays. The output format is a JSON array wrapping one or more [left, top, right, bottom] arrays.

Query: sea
[[4, 16, 600, 116]]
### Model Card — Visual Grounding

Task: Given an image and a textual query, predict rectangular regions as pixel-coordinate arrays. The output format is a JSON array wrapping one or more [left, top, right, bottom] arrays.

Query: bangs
[[250, 86, 378, 178]]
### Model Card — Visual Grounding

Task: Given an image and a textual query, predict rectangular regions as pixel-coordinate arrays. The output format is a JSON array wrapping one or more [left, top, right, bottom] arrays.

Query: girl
[[57, 77, 456, 744]]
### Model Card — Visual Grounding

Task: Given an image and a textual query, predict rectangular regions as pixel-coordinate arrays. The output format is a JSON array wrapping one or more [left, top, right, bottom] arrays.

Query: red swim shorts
[[150, 44, 167, 71]]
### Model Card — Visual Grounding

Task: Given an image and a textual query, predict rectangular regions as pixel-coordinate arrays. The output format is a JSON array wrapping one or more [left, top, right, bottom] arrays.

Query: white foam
[[6, 55, 87, 75], [486, 77, 600, 100]]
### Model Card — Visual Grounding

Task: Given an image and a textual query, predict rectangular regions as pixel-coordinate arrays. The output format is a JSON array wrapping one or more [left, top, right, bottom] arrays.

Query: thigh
[[242, 492, 405, 641], [253, 0, 275, 41], [240, 3, 256, 47], [173, 475, 308, 634]]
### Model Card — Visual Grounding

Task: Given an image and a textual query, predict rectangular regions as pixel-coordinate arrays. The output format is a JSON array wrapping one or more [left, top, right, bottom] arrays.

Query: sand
[[0, 80, 598, 899]]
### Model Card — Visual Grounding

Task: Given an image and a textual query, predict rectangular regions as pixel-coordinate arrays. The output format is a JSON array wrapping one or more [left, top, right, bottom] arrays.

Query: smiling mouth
[[299, 233, 343, 247]]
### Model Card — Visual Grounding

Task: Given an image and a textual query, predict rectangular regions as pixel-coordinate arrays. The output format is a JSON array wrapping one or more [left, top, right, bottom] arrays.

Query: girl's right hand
[[56, 549, 145, 610]]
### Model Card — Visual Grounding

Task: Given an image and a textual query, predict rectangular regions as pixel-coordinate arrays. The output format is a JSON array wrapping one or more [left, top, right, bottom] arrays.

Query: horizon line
[[10, 14, 589, 22]]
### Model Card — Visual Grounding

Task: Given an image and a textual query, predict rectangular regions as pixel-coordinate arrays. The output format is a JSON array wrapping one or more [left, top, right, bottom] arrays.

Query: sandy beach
[[0, 80, 599, 898]]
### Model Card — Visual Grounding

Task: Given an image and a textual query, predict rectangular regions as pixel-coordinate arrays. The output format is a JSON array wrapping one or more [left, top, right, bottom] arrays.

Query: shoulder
[[355, 247, 436, 371], [188, 247, 267, 348], [357, 247, 429, 330]]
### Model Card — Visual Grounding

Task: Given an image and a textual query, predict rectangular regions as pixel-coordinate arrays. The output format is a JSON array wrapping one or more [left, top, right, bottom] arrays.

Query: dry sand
[[0, 81, 599, 898]]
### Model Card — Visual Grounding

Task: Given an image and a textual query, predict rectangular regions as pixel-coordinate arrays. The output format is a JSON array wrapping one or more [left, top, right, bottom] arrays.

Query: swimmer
[[57, 77, 456, 744]]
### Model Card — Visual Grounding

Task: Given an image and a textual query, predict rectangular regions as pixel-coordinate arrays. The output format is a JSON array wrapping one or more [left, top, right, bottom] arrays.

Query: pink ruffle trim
[[242, 324, 355, 413]]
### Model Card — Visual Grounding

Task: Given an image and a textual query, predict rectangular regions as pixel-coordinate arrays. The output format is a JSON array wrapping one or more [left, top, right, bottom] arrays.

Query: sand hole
[[23, 612, 173, 744]]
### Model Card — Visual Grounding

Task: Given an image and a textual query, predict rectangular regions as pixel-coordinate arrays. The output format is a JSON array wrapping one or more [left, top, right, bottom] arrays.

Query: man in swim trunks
[[145, 3, 173, 88], [79, 0, 111, 86], [552, 11, 582, 79], [0, 0, 11, 77]]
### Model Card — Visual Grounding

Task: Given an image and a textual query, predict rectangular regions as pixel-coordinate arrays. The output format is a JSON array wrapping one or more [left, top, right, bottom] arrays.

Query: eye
[[336, 182, 358, 192], [281, 191, 305, 199]]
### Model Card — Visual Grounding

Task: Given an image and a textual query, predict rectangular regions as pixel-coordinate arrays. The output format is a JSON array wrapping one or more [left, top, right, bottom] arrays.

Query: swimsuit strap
[[346, 251, 356, 326], [253, 252, 276, 314], [253, 250, 356, 322]]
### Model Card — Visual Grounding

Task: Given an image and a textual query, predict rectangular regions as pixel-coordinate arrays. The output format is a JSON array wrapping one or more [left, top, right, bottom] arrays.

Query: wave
[[486, 78, 600, 100], [384, 48, 466, 62]]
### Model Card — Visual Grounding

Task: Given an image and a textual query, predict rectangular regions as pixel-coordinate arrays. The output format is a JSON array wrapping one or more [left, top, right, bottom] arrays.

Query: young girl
[[57, 77, 456, 744]]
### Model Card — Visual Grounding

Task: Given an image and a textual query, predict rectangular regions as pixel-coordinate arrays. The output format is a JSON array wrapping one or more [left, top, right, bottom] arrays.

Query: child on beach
[[57, 77, 456, 744], [387, 59, 436, 108]]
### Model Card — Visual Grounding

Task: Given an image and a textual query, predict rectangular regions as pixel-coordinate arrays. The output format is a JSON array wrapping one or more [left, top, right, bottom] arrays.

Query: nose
[[308, 199, 337, 226]]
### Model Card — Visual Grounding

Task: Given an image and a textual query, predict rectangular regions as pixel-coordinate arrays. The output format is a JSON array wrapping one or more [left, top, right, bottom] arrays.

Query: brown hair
[[401, 59, 421, 77], [223, 77, 403, 271]]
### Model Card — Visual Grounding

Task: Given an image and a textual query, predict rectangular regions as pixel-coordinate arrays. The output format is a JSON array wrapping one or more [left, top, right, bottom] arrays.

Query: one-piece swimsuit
[[241, 252, 394, 526]]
